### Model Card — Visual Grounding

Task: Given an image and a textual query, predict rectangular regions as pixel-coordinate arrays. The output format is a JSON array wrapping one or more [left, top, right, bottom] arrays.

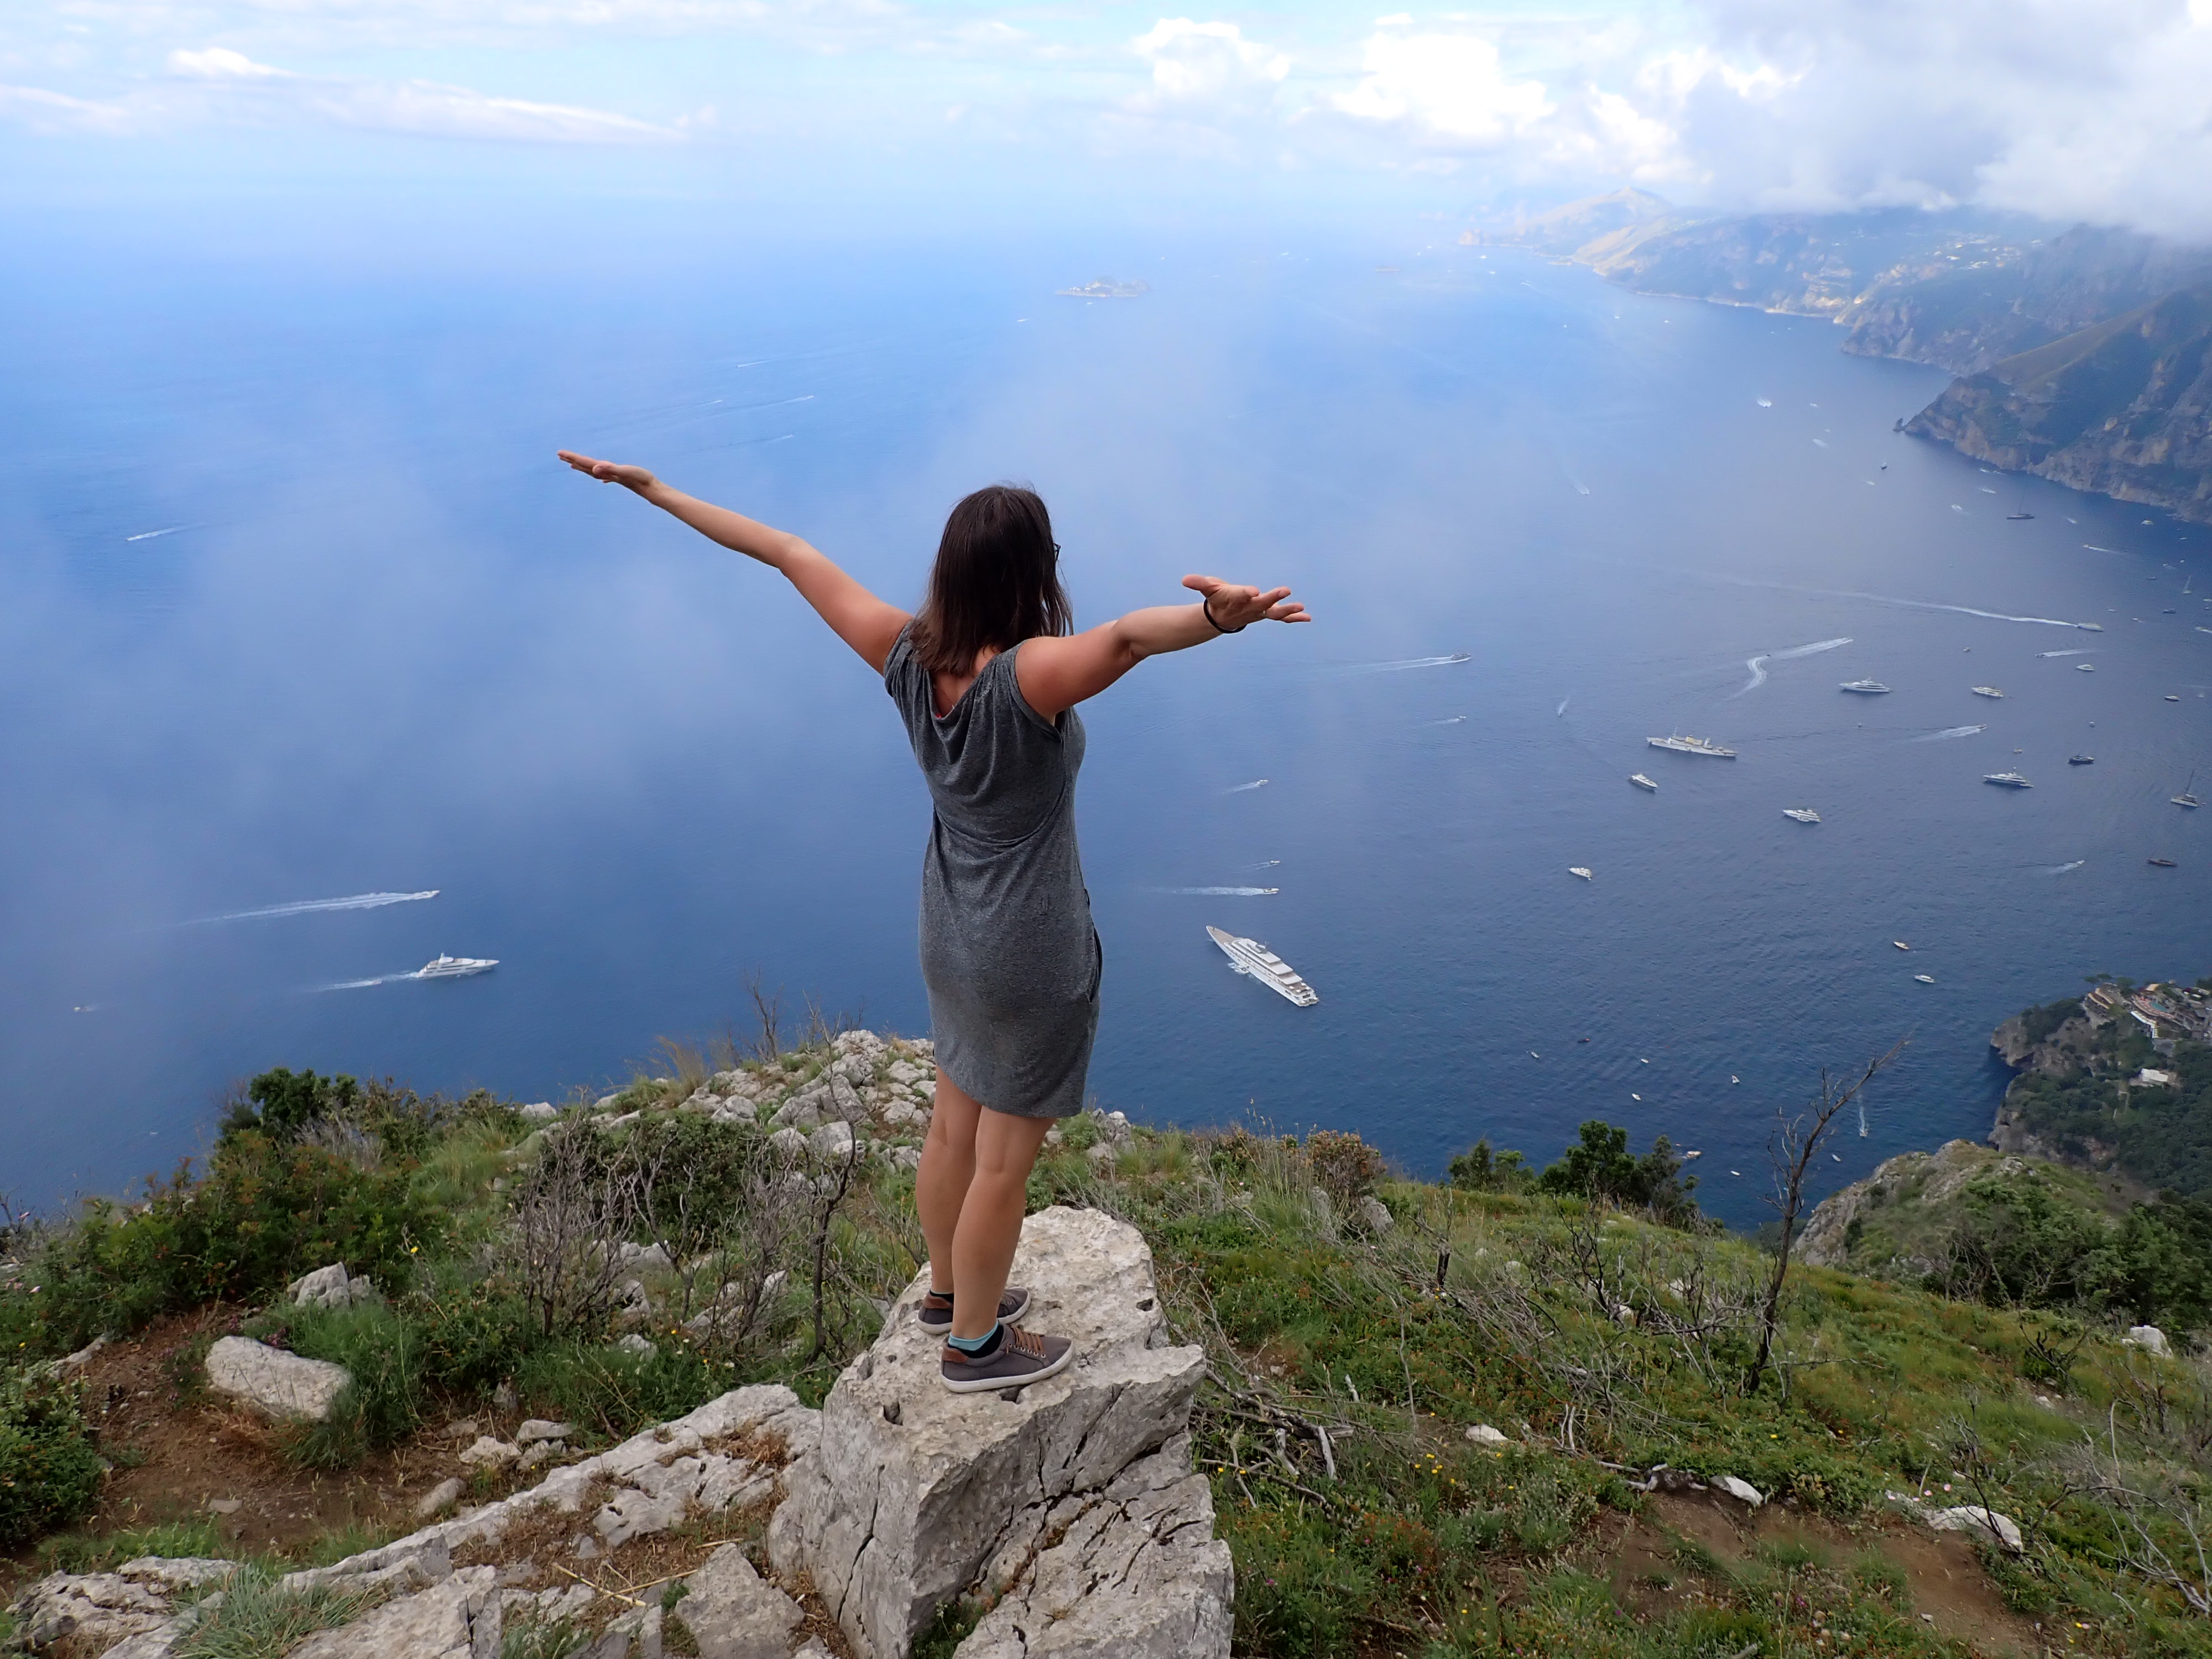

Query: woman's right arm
[[557, 451, 910, 673]]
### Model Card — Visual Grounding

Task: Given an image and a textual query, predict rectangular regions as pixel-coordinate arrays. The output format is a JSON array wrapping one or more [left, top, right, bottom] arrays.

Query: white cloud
[[0, 81, 143, 134], [1132, 18, 1288, 108], [1331, 24, 1551, 144]]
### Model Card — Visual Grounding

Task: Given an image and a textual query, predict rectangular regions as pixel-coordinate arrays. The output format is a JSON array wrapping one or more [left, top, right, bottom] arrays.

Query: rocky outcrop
[[1907, 282, 2212, 525], [205, 1336, 352, 1422], [289, 1264, 384, 1311], [6, 1559, 235, 1655], [768, 1205, 1229, 1659]]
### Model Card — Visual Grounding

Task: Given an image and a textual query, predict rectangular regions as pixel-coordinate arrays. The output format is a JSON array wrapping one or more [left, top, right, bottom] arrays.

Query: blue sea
[[5, 212, 2208, 1223]]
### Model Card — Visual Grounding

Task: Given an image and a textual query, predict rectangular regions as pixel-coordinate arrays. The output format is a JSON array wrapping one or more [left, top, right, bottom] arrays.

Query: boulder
[[205, 1336, 352, 1423], [616, 1244, 675, 1273], [416, 1479, 466, 1519], [289, 1264, 383, 1310], [518, 1103, 560, 1123], [810, 1120, 855, 1162], [768, 1128, 810, 1160], [1928, 1505, 2025, 1553], [517, 1419, 573, 1445], [1355, 1197, 1395, 1234], [5, 1559, 236, 1653], [956, 1435, 1230, 1659], [767, 1205, 1224, 1659], [833, 1030, 888, 1066], [830, 1074, 866, 1121], [460, 1438, 520, 1469], [676, 1545, 804, 1659], [2125, 1324, 2171, 1356], [1464, 1425, 1510, 1447], [1715, 1476, 1764, 1508]]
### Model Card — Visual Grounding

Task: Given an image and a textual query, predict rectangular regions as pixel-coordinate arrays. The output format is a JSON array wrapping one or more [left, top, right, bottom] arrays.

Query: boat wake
[[1912, 725, 1987, 742], [1244, 860, 1281, 870], [2041, 860, 2086, 875], [1714, 577, 2095, 630], [1556, 695, 1571, 716], [124, 526, 185, 543], [1733, 637, 1853, 695], [2039, 649, 2094, 658], [1428, 715, 1468, 726], [1154, 886, 1279, 896], [315, 971, 423, 991], [1224, 780, 1269, 794], [182, 890, 439, 925], [1345, 654, 1472, 674]]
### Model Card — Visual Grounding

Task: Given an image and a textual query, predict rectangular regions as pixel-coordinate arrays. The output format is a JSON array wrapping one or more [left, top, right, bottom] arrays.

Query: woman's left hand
[[1183, 575, 1311, 629]]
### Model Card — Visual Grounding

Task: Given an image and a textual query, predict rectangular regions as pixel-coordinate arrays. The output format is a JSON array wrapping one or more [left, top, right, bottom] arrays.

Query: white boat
[[2076, 662, 2096, 672], [1568, 866, 1593, 880], [1629, 774, 1658, 791], [1647, 733, 1736, 758], [2175, 773, 2201, 809], [1893, 941, 1911, 950], [1970, 686, 2006, 698], [1206, 925, 1318, 1007], [1839, 680, 1890, 694], [416, 954, 497, 979], [1983, 773, 2033, 789], [1782, 808, 1821, 823], [1913, 974, 1936, 984]]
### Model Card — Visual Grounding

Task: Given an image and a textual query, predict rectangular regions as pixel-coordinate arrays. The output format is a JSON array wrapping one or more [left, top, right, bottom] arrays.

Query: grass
[[171, 1564, 385, 1659]]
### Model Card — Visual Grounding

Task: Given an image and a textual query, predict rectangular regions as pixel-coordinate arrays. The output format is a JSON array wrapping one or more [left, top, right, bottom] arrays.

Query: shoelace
[[1006, 1326, 1047, 1359]]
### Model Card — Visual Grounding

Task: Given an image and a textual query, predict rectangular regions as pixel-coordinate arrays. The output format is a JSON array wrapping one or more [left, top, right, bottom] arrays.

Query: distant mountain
[[1488, 193, 2212, 523], [1906, 282, 2212, 524]]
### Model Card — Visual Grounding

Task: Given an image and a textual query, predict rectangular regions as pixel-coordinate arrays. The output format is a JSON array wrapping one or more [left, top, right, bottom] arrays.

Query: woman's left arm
[[558, 451, 910, 672], [1015, 575, 1308, 720]]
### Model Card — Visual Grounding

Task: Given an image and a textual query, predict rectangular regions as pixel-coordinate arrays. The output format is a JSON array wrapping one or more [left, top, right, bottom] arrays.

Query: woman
[[558, 452, 1308, 1390]]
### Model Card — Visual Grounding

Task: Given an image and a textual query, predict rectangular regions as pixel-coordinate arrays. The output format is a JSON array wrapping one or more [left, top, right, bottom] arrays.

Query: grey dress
[[883, 625, 1100, 1119]]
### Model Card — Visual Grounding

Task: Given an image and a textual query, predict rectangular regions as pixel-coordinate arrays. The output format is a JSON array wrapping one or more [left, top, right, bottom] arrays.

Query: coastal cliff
[[1490, 192, 2212, 521], [1905, 281, 2212, 525]]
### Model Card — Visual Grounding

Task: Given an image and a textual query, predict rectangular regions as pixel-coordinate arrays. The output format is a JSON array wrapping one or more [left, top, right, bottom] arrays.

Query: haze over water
[[6, 216, 2207, 1223]]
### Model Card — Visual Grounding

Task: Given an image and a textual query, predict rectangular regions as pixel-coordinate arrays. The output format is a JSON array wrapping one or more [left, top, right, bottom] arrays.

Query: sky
[[4, 0, 2212, 238]]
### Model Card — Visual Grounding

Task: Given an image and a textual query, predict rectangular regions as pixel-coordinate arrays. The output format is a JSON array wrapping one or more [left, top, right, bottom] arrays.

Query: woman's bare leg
[[949, 1099, 1054, 1341], [916, 1073, 981, 1294]]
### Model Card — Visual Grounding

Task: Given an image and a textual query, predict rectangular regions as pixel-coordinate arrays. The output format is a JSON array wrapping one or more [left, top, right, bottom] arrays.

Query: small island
[[1055, 276, 1151, 299]]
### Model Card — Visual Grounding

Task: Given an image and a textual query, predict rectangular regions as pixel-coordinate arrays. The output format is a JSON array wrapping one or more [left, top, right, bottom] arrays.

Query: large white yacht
[[1983, 773, 2033, 789], [1206, 926, 1318, 1007], [1838, 680, 1890, 694], [1647, 733, 1736, 758], [416, 954, 498, 979]]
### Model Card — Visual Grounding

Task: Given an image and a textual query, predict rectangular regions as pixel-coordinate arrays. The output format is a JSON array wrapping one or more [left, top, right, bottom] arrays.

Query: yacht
[[2149, 856, 2178, 868], [2174, 773, 2201, 809], [2077, 662, 2096, 672], [1568, 866, 1594, 880], [1629, 773, 1658, 791], [1206, 926, 1318, 1007], [1647, 733, 1736, 758], [1892, 941, 1911, 950], [1984, 772, 2034, 788], [1839, 680, 1891, 694], [1970, 686, 2006, 698], [416, 954, 497, 979], [1914, 973, 1937, 985], [2007, 512, 2034, 521], [2069, 755, 2094, 765], [1782, 808, 1821, 823]]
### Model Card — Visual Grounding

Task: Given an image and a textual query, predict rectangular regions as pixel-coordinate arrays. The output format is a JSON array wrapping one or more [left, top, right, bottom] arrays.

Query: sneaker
[[939, 1324, 1073, 1394], [917, 1286, 1031, 1332]]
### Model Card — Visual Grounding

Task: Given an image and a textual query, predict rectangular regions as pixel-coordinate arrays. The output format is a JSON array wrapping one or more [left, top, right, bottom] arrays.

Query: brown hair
[[908, 484, 1073, 676]]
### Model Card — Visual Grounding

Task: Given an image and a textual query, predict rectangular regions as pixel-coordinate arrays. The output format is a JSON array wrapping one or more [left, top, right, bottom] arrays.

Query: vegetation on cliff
[[5, 1034, 2212, 1656]]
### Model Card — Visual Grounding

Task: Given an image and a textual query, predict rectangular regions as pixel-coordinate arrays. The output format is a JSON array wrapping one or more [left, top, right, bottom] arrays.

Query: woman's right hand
[[557, 451, 658, 492]]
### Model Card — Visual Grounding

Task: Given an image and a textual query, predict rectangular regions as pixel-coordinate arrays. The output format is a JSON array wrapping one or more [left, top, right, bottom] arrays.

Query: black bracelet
[[1202, 596, 1246, 635]]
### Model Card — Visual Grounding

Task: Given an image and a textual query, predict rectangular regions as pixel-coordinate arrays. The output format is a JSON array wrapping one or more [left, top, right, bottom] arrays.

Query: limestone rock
[[2126, 1324, 2171, 1356], [288, 1566, 497, 1659], [616, 1244, 675, 1274], [615, 1334, 658, 1358], [676, 1545, 804, 1659], [517, 1418, 573, 1445], [1464, 1425, 1509, 1447], [416, 1479, 466, 1519], [518, 1103, 560, 1123], [1715, 1475, 1764, 1508], [829, 1073, 865, 1122], [768, 1206, 1218, 1659], [5, 1559, 237, 1654], [954, 1437, 1231, 1659], [289, 1264, 384, 1310], [890, 1147, 923, 1172], [205, 1336, 352, 1423], [810, 1120, 855, 1162], [768, 1127, 810, 1160], [460, 1437, 521, 1469], [1928, 1505, 2025, 1553], [1355, 1196, 1395, 1234], [833, 1030, 888, 1066]]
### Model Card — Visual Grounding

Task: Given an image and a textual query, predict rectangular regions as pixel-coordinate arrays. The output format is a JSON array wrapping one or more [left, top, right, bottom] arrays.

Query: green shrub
[[1303, 1130, 1386, 1211], [1536, 1122, 1699, 1226], [18, 1134, 442, 1354], [221, 1069, 361, 1147], [0, 1368, 105, 1545], [1447, 1139, 1535, 1194]]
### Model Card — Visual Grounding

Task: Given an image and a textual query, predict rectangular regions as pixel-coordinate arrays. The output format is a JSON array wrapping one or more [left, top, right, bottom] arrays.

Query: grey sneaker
[[939, 1324, 1073, 1394], [917, 1286, 1031, 1332]]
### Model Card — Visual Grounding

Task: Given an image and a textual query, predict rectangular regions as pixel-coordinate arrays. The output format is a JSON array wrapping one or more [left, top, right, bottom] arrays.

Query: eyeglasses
[[1052, 542, 1062, 555]]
